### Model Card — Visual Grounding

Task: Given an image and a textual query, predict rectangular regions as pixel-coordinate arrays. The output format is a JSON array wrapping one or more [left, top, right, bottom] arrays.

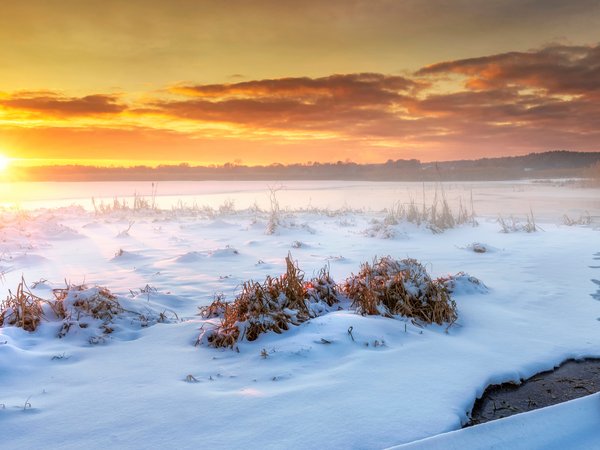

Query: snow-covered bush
[[1, 278, 171, 342], [197, 254, 482, 348], [198, 256, 341, 348], [342, 256, 457, 325]]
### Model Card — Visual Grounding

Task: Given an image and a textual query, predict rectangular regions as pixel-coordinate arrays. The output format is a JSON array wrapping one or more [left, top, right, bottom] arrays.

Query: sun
[[0, 154, 10, 172]]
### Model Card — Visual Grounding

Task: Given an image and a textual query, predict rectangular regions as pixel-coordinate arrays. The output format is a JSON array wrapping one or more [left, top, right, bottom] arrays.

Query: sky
[[0, 0, 599, 166]]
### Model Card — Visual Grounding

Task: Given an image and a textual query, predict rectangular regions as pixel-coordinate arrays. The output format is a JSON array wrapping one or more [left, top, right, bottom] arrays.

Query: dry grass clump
[[200, 255, 309, 347], [53, 284, 123, 322], [498, 209, 541, 233], [342, 256, 457, 325], [0, 278, 160, 341], [54, 283, 171, 340], [199, 293, 228, 318], [382, 186, 476, 234], [92, 184, 158, 214], [0, 277, 45, 331], [563, 212, 592, 226], [199, 255, 341, 348], [199, 254, 463, 348], [0, 279, 122, 333], [306, 265, 339, 307], [2, 281, 125, 338]]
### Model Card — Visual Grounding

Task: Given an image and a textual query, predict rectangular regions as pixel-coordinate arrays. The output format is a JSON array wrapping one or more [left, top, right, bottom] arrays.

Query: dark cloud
[[417, 44, 600, 95], [406, 43, 600, 153], [157, 73, 417, 132], [172, 73, 419, 100], [0, 93, 126, 117]]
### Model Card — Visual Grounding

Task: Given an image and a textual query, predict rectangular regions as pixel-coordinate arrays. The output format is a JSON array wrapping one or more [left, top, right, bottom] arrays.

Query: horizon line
[[7, 150, 597, 170]]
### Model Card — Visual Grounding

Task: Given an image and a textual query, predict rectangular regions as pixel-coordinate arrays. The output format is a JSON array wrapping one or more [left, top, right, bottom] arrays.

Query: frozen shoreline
[[1, 179, 599, 222]]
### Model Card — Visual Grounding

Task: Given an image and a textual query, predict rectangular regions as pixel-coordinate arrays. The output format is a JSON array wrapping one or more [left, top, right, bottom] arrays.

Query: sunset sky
[[1, 0, 599, 166]]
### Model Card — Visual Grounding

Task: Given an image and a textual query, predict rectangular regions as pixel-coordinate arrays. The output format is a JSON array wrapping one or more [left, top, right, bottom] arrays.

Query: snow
[[0, 180, 599, 449], [387, 393, 600, 450]]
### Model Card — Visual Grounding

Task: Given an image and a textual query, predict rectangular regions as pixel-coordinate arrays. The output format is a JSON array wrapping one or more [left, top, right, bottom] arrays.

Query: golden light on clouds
[[0, 1, 599, 166]]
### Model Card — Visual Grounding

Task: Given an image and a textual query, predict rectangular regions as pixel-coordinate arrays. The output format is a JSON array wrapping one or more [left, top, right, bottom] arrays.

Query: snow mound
[[208, 246, 239, 257], [110, 249, 147, 261], [172, 247, 239, 263], [9, 254, 50, 267], [51, 285, 173, 344], [40, 222, 84, 240], [364, 220, 396, 239], [443, 273, 489, 295], [173, 251, 204, 263], [0, 281, 174, 345]]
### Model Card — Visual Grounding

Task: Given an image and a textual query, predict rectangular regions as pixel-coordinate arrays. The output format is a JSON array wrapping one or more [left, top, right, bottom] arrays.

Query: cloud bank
[[1, 43, 599, 163]]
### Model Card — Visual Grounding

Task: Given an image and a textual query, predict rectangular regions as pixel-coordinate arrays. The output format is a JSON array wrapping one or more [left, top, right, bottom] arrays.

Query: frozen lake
[[1, 179, 598, 221]]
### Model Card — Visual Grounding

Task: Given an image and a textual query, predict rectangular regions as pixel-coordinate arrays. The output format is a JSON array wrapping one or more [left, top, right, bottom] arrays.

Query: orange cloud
[[0, 92, 126, 117], [151, 73, 419, 138], [417, 43, 600, 95], [2, 44, 600, 165]]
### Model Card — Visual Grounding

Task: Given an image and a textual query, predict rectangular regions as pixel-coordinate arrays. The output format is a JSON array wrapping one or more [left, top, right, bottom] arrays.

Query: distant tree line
[[10, 150, 600, 182]]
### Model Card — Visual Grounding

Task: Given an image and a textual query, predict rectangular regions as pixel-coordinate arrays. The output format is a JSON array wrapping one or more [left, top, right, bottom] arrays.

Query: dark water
[[466, 358, 600, 426]]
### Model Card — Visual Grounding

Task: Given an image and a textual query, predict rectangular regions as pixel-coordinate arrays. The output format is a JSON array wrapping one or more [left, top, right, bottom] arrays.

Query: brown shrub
[[53, 284, 122, 322], [306, 265, 339, 307], [200, 254, 340, 348], [2, 278, 163, 341], [342, 256, 456, 325], [199, 255, 461, 349], [0, 277, 45, 331]]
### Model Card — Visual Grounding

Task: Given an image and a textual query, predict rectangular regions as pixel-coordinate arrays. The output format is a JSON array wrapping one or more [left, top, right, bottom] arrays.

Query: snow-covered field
[[1, 180, 599, 449]]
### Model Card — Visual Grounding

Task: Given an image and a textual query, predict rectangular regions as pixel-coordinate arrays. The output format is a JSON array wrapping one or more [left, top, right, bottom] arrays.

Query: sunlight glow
[[0, 154, 10, 172]]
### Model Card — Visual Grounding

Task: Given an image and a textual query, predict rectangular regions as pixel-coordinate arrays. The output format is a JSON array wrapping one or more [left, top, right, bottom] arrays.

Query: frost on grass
[[0, 278, 173, 343], [198, 255, 481, 348]]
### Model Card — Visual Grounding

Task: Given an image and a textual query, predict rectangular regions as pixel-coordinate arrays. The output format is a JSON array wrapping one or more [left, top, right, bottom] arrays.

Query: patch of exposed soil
[[466, 358, 600, 426]]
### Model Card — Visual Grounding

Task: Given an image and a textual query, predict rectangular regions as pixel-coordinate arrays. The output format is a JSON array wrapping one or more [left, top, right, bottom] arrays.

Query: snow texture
[[0, 180, 599, 449]]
